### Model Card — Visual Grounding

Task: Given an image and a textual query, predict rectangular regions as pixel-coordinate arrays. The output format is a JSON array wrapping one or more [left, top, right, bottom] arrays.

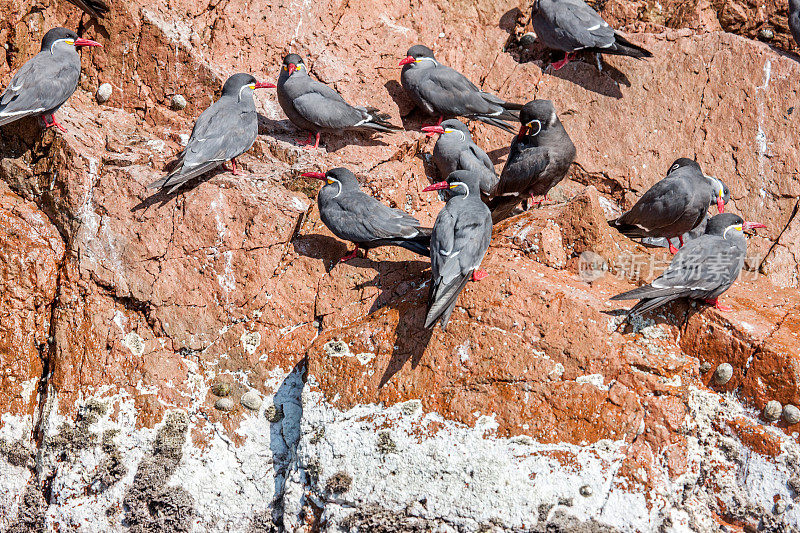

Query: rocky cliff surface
[[0, 0, 799, 531]]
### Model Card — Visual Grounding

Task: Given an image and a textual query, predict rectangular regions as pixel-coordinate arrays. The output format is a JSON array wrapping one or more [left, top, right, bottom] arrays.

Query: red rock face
[[0, 0, 799, 529]]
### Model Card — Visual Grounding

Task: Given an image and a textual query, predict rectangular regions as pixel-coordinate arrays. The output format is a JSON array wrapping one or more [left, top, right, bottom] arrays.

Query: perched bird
[[487, 100, 576, 223], [611, 213, 765, 317], [790, 0, 800, 48], [0, 27, 102, 132], [532, 0, 653, 70], [421, 119, 498, 199], [301, 167, 431, 261], [422, 170, 493, 331], [148, 73, 275, 193], [68, 0, 109, 19], [277, 54, 400, 149], [609, 158, 730, 254], [399, 45, 522, 134]]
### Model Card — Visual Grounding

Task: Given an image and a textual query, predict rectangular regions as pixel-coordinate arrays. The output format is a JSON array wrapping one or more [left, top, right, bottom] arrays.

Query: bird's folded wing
[[292, 90, 362, 129], [494, 145, 550, 196], [1, 55, 77, 114], [553, 0, 615, 49], [420, 67, 497, 116], [466, 144, 497, 175], [652, 238, 741, 292], [618, 177, 693, 231]]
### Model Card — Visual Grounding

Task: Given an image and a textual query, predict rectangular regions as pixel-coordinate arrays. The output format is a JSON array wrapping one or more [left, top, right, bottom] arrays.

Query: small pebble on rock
[[759, 28, 774, 40], [215, 398, 235, 411], [519, 32, 537, 48], [763, 400, 782, 422], [713, 363, 733, 385], [775, 499, 787, 514], [240, 390, 262, 411], [579, 485, 592, 497], [783, 404, 800, 425], [96, 83, 112, 104], [699, 362, 712, 373], [265, 404, 284, 423], [171, 94, 187, 110]]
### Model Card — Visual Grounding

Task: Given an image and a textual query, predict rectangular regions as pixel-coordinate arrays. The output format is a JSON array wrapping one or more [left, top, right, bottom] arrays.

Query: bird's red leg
[[678, 235, 685, 248], [471, 269, 489, 282], [230, 158, 242, 176], [297, 132, 315, 146], [42, 114, 67, 133], [552, 52, 575, 71], [340, 245, 360, 262], [704, 297, 732, 312], [312, 132, 321, 149], [422, 116, 444, 129], [668, 239, 679, 254]]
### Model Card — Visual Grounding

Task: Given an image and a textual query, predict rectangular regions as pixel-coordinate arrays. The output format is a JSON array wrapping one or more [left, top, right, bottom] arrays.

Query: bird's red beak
[[717, 196, 725, 214], [74, 38, 102, 48], [399, 56, 415, 66], [742, 221, 766, 230], [423, 181, 450, 192], [254, 82, 276, 89], [301, 172, 327, 181], [421, 125, 445, 136], [287, 64, 297, 75], [517, 124, 527, 139]]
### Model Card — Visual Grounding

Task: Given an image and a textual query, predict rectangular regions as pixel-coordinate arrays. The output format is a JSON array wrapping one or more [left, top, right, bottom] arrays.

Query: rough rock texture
[[0, 0, 799, 531]]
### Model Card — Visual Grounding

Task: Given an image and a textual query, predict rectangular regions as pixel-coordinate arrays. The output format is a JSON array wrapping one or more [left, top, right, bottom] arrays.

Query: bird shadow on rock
[[131, 167, 223, 211], [499, 7, 525, 34], [292, 234, 349, 272], [378, 301, 434, 389], [384, 80, 415, 120], [486, 145, 511, 163], [601, 299, 699, 333], [545, 59, 627, 99], [78, 16, 110, 40]]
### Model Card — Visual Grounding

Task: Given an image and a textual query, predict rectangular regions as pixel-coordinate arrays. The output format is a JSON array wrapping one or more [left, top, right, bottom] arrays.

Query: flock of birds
[[0, 0, 780, 331]]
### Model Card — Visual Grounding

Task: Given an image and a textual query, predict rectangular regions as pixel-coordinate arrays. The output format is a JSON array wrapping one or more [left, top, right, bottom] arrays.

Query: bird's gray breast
[[277, 76, 319, 131], [401, 66, 437, 115]]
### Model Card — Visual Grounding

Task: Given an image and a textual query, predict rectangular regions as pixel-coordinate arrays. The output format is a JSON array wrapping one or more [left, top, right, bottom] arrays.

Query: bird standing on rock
[[147, 73, 275, 194], [277, 54, 400, 149], [0, 28, 102, 132], [609, 158, 729, 254], [400, 45, 523, 134], [423, 170, 493, 331], [301, 167, 431, 262], [421, 119, 498, 199], [487, 100, 576, 223], [531, 0, 652, 70], [611, 213, 765, 317]]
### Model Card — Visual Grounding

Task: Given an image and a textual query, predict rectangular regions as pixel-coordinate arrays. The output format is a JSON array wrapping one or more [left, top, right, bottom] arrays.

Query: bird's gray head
[[666, 158, 700, 175], [301, 167, 359, 199], [421, 119, 470, 140], [705, 213, 765, 240], [518, 100, 558, 141], [221, 73, 275, 100], [423, 170, 481, 199], [399, 45, 437, 68], [41, 27, 102, 53], [281, 54, 307, 77]]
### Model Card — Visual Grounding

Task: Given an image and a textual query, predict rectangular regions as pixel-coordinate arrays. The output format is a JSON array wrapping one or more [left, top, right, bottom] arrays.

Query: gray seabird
[[400, 45, 522, 134], [302, 167, 431, 261], [611, 213, 765, 316], [422, 170, 493, 331], [68, 0, 109, 18], [487, 100, 576, 223], [532, 0, 652, 70], [421, 119, 498, 199], [277, 54, 400, 149], [791, 0, 800, 48], [0, 28, 101, 132], [609, 158, 729, 254], [148, 73, 275, 193]]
